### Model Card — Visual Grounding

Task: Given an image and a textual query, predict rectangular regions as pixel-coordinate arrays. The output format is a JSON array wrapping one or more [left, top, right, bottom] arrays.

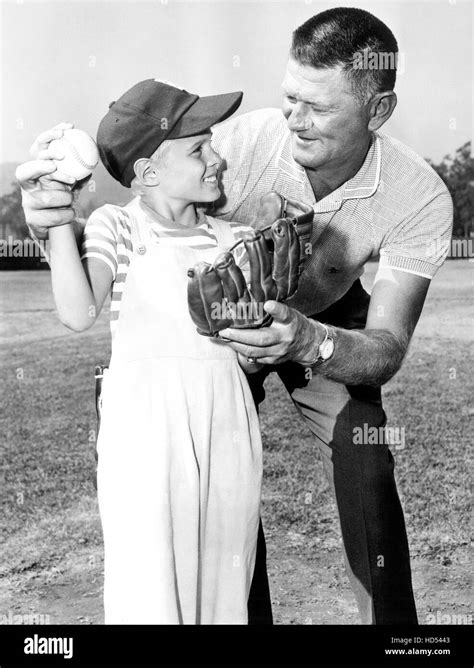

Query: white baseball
[[49, 128, 99, 180]]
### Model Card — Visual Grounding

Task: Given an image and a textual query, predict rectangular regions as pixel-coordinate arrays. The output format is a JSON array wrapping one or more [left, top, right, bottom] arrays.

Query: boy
[[47, 79, 263, 623]]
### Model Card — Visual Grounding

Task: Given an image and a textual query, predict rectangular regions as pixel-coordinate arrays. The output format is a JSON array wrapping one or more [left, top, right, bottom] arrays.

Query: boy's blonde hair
[[131, 139, 172, 195]]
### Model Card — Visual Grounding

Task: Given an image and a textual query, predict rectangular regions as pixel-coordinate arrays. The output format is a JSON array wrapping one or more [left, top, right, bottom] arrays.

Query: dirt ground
[[1, 262, 472, 626], [0, 529, 471, 625]]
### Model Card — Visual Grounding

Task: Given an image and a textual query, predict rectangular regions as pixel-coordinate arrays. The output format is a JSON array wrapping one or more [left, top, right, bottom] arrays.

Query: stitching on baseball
[[63, 138, 96, 171]]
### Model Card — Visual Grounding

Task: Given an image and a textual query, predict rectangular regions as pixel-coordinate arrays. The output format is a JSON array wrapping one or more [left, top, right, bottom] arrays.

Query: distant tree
[[0, 179, 99, 238], [75, 194, 100, 221], [0, 184, 46, 269], [428, 141, 473, 238], [0, 182, 27, 239]]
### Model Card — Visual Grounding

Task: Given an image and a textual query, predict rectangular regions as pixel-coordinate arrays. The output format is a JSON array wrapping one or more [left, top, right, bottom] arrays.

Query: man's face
[[281, 58, 371, 171], [153, 132, 222, 203]]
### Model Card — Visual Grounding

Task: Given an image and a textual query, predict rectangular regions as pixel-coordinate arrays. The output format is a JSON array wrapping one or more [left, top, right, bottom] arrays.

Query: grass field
[[0, 260, 472, 624]]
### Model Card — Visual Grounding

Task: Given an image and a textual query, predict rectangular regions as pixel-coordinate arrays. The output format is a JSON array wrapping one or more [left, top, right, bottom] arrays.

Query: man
[[17, 8, 452, 624]]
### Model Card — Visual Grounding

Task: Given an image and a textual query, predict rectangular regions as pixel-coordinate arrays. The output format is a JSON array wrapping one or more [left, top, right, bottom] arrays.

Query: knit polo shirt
[[209, 108, 453, 315]]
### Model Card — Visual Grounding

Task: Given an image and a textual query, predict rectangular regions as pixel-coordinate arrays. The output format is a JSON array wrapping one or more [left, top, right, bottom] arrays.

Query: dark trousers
[[247, 280, 418, 625]]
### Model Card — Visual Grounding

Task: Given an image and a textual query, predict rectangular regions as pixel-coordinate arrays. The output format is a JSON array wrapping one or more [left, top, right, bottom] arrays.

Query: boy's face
[[152, 132, 222, 203]]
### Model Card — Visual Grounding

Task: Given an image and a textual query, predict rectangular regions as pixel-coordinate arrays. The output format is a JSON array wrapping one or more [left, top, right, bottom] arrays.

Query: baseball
[[49, 128, 99, 181]]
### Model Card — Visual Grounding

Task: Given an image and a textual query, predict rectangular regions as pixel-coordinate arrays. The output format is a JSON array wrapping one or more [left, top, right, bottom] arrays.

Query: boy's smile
[[154, 133, 222, 203]]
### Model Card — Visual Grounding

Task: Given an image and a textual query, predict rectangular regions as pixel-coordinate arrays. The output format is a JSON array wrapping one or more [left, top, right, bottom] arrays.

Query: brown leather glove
[[187, 192, 314, 337]]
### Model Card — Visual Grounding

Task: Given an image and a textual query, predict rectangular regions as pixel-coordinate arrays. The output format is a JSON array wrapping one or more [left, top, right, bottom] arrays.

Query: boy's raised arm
[[49, 224, 112, 332]]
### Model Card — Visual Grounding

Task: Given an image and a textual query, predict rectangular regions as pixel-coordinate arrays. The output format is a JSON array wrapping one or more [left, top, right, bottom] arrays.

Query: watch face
[[320, 338, 335, 360]]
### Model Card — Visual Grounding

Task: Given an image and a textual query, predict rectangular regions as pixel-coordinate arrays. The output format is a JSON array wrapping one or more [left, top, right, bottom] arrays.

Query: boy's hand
[[15, 123, 87, 239]]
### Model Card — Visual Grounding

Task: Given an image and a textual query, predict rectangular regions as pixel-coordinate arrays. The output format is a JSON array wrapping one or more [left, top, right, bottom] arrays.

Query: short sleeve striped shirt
[[80, 197, 252, 338], [208, 108, 454, 316]]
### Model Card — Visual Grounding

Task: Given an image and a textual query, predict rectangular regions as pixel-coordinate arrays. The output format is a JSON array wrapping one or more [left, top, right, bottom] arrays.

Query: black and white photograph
[[0, 0, 472, 663]]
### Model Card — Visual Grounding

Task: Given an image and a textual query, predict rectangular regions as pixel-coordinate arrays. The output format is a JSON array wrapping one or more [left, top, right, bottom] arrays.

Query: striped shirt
[[80, 197, 251, 337], [208, 107, 454, 316]]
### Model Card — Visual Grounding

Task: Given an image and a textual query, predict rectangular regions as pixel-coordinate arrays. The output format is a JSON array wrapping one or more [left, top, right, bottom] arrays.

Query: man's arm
[[305, 267, 430, 385], [219, 266, 431, 387], [16, 123, 87, 255]]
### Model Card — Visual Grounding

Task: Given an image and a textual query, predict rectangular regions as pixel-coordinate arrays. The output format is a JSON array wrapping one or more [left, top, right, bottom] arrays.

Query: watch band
[[299, 322, 333, 367]]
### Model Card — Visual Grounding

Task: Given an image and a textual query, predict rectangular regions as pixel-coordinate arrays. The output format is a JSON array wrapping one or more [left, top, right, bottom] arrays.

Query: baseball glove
[[187, 192, 314, 337]]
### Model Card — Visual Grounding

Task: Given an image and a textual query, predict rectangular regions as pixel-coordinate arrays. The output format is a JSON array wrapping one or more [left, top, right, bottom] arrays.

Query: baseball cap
[[97, 79, 243, 187]]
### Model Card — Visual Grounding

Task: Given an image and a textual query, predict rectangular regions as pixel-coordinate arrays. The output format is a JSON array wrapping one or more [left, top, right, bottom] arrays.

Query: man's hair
[[291, 8, 398, 104]]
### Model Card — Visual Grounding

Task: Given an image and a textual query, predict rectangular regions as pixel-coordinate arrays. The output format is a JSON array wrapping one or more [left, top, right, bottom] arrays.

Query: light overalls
[[96, 201, 263, 624]]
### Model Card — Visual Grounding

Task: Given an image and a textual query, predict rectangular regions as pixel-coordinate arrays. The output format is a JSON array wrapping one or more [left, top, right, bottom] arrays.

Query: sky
[[0, 0, 472, 165]]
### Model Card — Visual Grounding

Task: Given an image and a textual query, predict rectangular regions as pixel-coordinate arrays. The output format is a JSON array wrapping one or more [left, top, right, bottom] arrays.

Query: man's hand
[[219, 300, 325, 365], [15, 123, 82, 239], [219, 267, 432, 386]]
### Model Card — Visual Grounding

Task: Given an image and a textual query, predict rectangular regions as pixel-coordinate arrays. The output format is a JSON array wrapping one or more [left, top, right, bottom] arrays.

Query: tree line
[[0, 141, 472, 269]]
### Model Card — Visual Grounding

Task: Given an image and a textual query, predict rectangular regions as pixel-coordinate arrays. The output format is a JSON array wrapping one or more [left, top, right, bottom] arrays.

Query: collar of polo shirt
[[279, 131, 382, 214]]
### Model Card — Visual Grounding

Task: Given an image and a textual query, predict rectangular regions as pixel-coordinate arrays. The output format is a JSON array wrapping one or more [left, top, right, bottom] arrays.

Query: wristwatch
[[299, 323, 335, 367]]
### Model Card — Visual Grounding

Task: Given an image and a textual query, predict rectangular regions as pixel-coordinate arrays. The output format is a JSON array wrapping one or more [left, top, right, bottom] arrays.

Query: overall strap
[[123, 200, 152, 251], [126, 207, 140, 249], [126, 202, 237, 251], [205, 215, 238, 251]]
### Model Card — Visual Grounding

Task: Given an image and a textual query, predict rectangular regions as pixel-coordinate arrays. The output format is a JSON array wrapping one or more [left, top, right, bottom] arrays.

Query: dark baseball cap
[[97, 79, 243, 187]]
